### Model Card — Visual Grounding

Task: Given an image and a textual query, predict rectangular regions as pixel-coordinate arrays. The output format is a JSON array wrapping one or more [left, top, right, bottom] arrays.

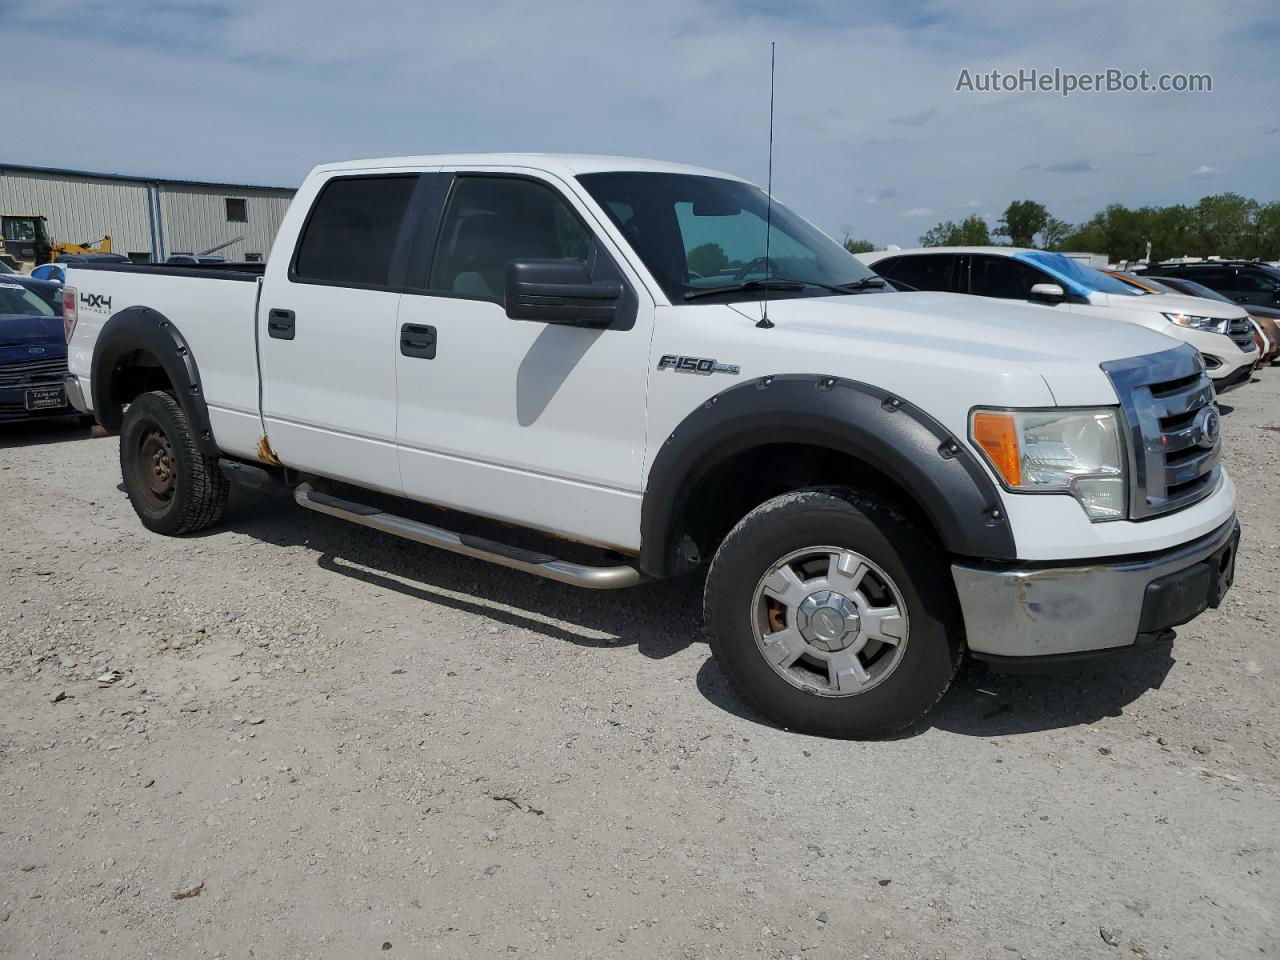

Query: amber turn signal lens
[[971, 411, 1022, 487]]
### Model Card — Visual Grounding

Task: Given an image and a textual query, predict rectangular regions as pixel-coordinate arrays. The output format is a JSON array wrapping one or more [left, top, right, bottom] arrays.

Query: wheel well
[[107, 349, 173, 415], [675, 443, 943, 568]]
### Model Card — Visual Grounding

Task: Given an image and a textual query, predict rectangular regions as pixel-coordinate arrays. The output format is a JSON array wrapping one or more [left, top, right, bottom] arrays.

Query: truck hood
[[713, 291, 1187, 409], [745, 291, 1178, 366], [0, 313, 65, 350]]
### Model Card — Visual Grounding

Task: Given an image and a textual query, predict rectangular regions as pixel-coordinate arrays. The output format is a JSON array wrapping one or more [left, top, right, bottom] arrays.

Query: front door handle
[[400, 323, 437, 359], [267, 308, 296, 340]]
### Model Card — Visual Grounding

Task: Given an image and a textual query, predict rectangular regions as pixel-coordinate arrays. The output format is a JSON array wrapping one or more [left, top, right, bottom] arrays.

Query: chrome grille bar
[[1102, 345, 1221, 519]]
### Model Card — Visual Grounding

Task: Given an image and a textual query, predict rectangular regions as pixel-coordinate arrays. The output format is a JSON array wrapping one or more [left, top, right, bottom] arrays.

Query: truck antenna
[[757, 41, 777, 329]]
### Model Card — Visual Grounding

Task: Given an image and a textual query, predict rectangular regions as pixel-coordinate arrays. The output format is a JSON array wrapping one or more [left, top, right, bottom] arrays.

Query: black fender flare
[[638, 373, 1017, 576], [90, 306, 219, 456]]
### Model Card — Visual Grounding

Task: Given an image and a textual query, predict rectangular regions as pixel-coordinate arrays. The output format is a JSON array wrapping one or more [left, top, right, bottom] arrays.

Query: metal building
[[0, 162, 295, 263]]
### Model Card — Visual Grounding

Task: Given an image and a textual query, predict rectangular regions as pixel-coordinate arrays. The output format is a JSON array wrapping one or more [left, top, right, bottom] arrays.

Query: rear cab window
[[291, 175, 419, 288]]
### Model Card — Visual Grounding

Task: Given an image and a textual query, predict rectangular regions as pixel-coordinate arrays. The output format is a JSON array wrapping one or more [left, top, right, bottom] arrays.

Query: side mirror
[[505, 259, 621, 327], [1029, 282, 1066, 304]]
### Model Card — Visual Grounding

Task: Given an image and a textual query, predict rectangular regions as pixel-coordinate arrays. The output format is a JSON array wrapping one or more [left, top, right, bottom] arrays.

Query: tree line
[[842, 194, 1280, 263]]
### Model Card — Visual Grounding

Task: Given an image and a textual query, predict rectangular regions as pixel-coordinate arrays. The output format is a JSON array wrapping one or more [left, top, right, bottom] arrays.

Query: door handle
[[268, 308, 296, 340], [400, 323, 437, 359]]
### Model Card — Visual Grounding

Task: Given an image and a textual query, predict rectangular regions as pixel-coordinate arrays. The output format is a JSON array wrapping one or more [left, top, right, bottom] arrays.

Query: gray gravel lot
[[2, 375, 1278, 960]]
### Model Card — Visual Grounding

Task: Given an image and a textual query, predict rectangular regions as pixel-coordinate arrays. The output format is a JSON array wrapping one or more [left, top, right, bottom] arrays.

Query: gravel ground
[[2, 374, 1278, 960]]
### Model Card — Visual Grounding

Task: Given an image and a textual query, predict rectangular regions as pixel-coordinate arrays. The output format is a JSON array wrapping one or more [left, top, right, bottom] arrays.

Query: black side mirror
[[505, 259, 621, 327]]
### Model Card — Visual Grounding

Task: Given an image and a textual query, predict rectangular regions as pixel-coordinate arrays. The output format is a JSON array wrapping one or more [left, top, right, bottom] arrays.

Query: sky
[[5, 0, 1278, 247]]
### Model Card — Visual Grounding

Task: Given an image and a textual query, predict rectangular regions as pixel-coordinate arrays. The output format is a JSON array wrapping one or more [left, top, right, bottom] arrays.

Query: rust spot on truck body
[[257, 435, 283, 466]]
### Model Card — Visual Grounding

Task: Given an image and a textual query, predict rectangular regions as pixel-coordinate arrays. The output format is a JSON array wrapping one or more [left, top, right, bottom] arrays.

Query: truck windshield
[[577, 172, 881, 303]]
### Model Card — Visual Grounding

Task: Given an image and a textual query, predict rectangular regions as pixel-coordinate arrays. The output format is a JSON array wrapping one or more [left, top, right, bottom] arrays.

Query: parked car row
[[857, 247, 1266, 393]]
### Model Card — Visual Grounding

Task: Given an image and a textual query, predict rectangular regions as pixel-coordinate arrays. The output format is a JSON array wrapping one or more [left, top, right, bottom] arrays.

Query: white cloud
[[1190, 164, 1220, 179], [902, 207, 934, 218]]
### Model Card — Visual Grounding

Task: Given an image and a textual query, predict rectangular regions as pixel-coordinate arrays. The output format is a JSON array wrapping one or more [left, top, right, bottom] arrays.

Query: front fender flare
[[638, 374, 1016, 576], [90, 306, 218, 456]]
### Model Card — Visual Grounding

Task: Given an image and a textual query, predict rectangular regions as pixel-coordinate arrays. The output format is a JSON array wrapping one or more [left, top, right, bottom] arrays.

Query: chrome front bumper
[[64, 373, 90, 414], [952, 517, 1239, 659]]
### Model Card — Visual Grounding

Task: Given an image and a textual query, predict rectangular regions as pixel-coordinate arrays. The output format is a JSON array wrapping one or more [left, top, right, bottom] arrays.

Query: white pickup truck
[[63, 154, 1240, 738]]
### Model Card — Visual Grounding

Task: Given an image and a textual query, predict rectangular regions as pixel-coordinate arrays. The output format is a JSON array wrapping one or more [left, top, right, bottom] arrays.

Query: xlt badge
[[657, 354, 740, 376]]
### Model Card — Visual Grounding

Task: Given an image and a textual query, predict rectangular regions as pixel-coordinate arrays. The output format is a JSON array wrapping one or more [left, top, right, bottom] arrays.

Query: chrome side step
[[293, 482, 644, 590]]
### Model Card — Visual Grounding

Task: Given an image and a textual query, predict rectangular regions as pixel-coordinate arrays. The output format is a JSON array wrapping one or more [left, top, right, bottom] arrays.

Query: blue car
[[0, 275, 74, 422]]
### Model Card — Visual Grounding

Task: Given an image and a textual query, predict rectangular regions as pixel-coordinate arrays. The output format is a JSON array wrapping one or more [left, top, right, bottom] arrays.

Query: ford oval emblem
[[27, 346, 46, 355], [1195, 406, 1221, 448]]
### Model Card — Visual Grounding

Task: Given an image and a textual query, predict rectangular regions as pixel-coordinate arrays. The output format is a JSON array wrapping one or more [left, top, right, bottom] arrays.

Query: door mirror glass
[[505, 259, 620, 327], [1029, 282, 1066, 303]]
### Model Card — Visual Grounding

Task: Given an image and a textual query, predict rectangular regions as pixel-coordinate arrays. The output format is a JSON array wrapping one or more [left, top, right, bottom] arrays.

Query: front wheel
[[703, 488, 961, 739], [119, 390, 229, 535]]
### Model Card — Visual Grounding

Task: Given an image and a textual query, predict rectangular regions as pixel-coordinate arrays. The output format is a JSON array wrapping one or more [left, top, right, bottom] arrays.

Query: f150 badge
[[657, 354, 740, 376]]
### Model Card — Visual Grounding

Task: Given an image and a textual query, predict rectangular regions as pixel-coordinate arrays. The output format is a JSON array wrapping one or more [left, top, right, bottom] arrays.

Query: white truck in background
[[63, 154, 1239, 738]]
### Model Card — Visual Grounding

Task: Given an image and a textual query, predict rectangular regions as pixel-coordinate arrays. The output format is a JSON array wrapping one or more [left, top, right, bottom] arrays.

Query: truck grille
[[1228, 317, 1258, 352], [0, 355, 66, 387], [1102, 346, 1221, 519]]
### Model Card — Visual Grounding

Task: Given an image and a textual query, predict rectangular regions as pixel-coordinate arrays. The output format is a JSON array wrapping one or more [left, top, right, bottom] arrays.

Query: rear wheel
[[703, 488, 961, 738], [119, 390, 229, 535]]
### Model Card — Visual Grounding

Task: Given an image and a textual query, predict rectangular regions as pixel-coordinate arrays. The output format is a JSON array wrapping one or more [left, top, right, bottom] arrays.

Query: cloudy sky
[[6, 0, 1277, 246]]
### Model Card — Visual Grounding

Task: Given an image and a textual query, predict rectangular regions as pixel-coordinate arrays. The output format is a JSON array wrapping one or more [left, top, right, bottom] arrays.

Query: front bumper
[[0, 381, 74, 422], [952, 516, 1239, 659], [1207, 360, 1254, 394]]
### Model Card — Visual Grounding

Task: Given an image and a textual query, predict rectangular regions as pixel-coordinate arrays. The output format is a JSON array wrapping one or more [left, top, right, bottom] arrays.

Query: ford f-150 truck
[[62, 154, 1239, 738]]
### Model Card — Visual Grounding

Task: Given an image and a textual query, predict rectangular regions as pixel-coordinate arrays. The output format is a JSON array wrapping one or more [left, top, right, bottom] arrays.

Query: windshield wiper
[[838, 277, 888, 291], [683, 278, 806, 300], [683, 277, 852, 301]]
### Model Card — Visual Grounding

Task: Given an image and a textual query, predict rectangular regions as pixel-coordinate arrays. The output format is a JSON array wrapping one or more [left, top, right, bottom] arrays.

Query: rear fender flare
[[90, 306, 218, 456]]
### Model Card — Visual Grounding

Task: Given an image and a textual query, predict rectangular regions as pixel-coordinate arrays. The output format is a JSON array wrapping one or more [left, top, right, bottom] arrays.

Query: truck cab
[[62, 155, 1240, 738]]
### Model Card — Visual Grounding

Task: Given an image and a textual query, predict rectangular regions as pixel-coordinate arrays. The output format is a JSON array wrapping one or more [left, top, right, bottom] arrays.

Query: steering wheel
[[733, 256, 780, 283]]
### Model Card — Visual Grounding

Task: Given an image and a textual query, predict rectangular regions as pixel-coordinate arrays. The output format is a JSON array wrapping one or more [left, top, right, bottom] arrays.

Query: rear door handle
[[268, 308, 296, 340], [400, 323, 437, 359]]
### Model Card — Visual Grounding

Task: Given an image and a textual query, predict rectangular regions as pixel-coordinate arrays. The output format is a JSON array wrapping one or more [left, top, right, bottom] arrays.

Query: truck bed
[[65, 259, 266, 461]]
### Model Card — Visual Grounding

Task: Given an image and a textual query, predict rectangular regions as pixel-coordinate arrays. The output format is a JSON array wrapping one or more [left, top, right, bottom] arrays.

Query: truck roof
[[310, 153, 749, 182]]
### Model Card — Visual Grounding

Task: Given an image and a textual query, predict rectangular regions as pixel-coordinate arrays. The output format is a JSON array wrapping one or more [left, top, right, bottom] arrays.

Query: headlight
[[970, 408, 1127, 521], [1164, 311, 1225, 332]]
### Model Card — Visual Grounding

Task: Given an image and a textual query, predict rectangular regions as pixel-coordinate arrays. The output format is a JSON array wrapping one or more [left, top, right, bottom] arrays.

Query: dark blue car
[[0, 275, 73, 422]]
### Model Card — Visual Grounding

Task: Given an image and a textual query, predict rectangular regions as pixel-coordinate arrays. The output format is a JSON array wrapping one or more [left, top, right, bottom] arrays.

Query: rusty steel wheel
[[119, 390, 229, 535], [133, 425, 178, 510]]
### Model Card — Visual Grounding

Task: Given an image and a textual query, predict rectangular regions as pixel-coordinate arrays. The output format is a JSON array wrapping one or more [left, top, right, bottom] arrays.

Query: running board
[[293, 482, 643, 590]]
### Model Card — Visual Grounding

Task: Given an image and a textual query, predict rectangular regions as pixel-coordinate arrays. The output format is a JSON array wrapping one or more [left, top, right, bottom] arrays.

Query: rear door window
[[292, 175, 418, 288]]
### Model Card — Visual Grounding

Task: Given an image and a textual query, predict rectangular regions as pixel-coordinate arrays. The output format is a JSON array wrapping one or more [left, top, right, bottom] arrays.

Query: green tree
[[1194, 193, 1257, 258], [1040, 216, 1073, 250], [995, 200, 1049, 247], [842, 237, 875, 254], [686, 242, 729, 277], [919, 214, 991, 247], [1253, 202, 1280, 261]]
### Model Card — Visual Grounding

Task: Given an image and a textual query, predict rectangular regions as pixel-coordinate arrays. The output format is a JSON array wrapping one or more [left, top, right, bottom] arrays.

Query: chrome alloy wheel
[[750, 546, 909, 697]]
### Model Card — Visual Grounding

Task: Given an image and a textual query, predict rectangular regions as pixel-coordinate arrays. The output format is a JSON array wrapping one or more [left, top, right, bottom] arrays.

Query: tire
[[703, 488, 962, 739], [119, 390, 229, 535]]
